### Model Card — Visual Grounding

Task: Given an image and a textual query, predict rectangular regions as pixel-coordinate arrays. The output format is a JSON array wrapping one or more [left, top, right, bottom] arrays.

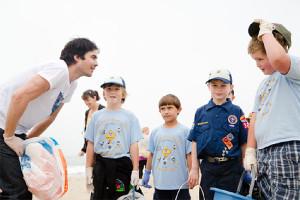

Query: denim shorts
[[0, 129, 32, 200]]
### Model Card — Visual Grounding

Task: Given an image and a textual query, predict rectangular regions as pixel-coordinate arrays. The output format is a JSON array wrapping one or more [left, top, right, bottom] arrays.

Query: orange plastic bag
[[20, 137, 68, 200]]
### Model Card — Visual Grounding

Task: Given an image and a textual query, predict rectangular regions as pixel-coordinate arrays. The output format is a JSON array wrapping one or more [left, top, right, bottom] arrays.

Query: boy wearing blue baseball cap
[[85, 76, 143, 200], [188, 69, 248, 200]]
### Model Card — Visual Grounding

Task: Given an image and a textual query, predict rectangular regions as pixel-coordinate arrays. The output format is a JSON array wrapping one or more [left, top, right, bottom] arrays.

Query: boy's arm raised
[[258, 20, 291, 74]]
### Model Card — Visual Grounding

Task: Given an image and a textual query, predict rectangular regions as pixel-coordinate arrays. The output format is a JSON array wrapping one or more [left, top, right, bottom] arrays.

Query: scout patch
[[240, 115, 249, 129], [228, 115, 238, 125], [197, 121, 208, 126], [222, 133, 234, 150]]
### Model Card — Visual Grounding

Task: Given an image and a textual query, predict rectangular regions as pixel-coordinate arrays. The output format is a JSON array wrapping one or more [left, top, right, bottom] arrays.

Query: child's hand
[[254, 19, 275, 40], [130, 170, 139, 186], [141, 169, 152, 188], [243, 147, 257, 175], [188, 168, 200, 189], [85, 167, 94, 193]]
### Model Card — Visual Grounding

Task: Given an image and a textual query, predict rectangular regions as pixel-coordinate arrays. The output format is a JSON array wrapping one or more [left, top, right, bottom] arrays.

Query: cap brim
[[248, 22, 260, 37], [101, 82, 124, 88], [206, 78, 231, 84]]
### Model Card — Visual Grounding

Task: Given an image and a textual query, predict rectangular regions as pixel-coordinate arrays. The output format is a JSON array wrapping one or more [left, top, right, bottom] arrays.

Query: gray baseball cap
[[248, 21, 291, 49], [206, 69, 232, 84], [100, 76, 126, 88]]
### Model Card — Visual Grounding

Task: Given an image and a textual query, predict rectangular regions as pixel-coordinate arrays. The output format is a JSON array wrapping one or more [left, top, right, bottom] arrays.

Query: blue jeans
[[0, 129, 32, 200]]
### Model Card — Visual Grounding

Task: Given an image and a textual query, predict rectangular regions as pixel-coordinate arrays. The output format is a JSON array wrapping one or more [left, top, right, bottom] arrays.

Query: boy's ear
[[177, 107, 182, 115]]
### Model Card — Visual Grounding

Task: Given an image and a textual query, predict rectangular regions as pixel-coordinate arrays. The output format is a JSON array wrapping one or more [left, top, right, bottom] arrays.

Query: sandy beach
[[33, 174, 199, 200]]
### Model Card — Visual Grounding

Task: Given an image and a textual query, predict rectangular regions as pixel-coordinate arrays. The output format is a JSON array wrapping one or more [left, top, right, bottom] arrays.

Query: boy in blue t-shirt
[[142, 94, 192, 200], [85, 76, 143, 200], [188, 69, 248, 200], [245, 19, 300, 199]]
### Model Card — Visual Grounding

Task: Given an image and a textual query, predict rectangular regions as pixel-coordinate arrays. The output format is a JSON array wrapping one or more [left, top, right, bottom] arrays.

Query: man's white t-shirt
[[0, 60, 77, 134]]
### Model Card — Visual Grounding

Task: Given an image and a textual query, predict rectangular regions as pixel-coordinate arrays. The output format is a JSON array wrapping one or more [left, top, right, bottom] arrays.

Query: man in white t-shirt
[[0, 38, 99, 199]]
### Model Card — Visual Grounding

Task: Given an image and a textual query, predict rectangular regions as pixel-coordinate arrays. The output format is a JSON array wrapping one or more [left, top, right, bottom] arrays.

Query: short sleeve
[[38, 60, 68, 90], [148, 130, 155, 153], [84, 114, 96, 142], [185, 128, 192, 154], [130, 115, 143, 144], [238, 109, 248, 145], [187, 108, 201, 141], [286, 55, 300, 81]]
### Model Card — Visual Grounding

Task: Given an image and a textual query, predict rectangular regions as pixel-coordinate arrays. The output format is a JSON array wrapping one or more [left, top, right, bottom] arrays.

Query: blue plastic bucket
[[211, 187, 253, 200]]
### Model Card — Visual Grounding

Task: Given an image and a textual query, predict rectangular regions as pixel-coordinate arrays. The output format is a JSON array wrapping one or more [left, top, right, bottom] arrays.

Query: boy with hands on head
[[85, 76, 142, 200], [246, 19, 300, 199]]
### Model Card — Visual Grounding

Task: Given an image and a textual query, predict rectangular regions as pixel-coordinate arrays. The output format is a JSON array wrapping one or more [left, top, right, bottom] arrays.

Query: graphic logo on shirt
[[115, 179, 125, 192], [162, 147, 172, 158], [96, 123, 123, 155], [240, 115, 249, 129], [51, 92, 64, 113], [257, 77, 275, 117], [228, 115, 238, 125], [105, 130, 116, 144], [156, 140, 178, 170]]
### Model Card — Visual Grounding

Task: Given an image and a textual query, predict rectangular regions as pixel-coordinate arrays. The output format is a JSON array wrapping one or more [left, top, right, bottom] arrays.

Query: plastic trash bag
[[116, 187, 145, 200], [20, 137, 68, 200]]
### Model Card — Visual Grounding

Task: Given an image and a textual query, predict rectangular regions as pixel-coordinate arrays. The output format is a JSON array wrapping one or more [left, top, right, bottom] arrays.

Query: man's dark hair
[[60, 38, 98, 65]]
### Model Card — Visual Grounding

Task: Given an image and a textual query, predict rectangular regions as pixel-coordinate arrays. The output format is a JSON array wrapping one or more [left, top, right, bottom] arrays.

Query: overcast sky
[[1, 0, 299, 156]]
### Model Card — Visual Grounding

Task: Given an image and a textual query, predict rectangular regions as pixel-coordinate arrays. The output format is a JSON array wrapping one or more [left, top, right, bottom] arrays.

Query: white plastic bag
[[116, 188, 145, 200], [20, 137, 68, 200]]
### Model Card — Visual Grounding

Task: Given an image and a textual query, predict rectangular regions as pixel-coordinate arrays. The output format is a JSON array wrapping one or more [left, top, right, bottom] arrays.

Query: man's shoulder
[[37, 60, 66, 69]]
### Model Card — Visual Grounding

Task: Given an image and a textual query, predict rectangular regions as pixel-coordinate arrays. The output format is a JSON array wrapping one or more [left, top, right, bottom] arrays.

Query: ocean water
[[66, 155, 85, 175]]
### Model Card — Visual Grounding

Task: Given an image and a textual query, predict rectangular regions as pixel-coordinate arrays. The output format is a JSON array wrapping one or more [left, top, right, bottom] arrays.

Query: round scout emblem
[[228, 115, 238, 124]]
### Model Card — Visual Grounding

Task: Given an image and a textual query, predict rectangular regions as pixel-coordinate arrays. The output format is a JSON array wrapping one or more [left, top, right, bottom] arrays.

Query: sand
[[33, 174, 199, 200]]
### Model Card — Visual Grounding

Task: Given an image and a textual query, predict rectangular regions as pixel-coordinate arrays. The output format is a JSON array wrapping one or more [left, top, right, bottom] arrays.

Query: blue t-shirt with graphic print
[[148, 123, 191, 190], [85, 108, 143, 158]]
